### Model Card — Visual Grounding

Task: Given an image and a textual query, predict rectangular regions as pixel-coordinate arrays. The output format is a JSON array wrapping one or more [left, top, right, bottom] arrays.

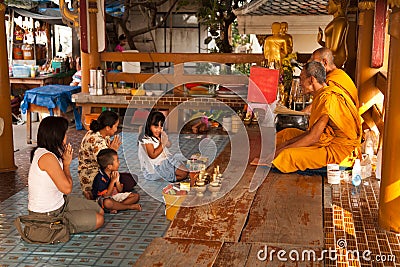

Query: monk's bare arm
[[276, 131, 308, 151], [301, 104, 312, 114]]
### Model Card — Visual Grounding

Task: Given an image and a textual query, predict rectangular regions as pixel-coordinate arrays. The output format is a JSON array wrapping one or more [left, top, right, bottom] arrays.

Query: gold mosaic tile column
[[379, 5, 400, 233]]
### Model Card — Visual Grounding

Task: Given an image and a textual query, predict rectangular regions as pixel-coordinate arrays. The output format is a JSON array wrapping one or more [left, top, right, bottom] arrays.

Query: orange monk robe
[[273, 85, 362, 173], [327, 68, 359, 108]]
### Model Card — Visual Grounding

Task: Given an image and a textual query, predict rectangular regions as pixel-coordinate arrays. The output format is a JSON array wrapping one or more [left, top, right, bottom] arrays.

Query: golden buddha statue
[[280, 22, 293, 55], [263, 22, 288, 69], [317, 0, 349, 67]]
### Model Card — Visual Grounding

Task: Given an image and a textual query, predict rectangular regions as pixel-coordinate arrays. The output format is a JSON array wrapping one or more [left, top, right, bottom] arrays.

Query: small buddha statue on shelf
[[317, 0, 349, 67], [263, 22, 288, 69], [278, 83, 289, 107], [280, 22, 293, 55]]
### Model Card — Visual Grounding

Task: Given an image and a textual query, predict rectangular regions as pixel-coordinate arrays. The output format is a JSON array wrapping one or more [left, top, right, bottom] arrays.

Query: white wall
[[292, 34, 322, 53]]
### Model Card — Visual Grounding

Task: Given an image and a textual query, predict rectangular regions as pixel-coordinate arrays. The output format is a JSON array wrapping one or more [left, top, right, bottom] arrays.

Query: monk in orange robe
[[273, 61, 361, 173], [310, 47, 358, 108]]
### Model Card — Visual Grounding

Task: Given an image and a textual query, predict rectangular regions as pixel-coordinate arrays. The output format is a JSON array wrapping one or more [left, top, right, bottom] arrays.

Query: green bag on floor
[[14, 213, 70, 244]]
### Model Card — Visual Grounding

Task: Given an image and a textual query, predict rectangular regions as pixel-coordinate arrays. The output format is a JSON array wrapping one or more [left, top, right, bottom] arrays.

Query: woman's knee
[[95, 213, 104, 229], [98, 207, 104, 215]]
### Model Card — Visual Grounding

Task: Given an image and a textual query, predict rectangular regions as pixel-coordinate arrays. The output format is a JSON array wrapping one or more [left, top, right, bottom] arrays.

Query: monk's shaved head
[[313, 48, 334, 63], [310, 47, 337, 71]]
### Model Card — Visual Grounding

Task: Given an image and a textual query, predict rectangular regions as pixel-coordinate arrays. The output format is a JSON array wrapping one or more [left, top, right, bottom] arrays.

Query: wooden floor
[[135, 127, 325, 266]]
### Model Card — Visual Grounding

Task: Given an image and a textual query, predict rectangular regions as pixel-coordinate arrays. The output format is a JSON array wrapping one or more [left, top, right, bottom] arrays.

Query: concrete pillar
[[378, 6, 400, 233], [355, 1, 382, 113], [0, 1, 17, 172]]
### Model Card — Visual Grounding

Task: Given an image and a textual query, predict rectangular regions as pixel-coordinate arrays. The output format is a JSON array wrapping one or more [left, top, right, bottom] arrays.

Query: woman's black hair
[[118, 34, 127, 41], [90, 110, 119, 133], [30, 116, 69, 162], [138, 110, 165, 142]]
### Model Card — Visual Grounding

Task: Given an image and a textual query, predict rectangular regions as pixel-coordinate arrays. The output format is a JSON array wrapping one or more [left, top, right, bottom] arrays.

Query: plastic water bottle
[[352, 159, 362, 187], [363, 129, 376, 158]]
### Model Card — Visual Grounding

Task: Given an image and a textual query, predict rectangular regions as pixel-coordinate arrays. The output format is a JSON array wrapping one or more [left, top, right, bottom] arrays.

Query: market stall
[[8, 7, 75, 95]]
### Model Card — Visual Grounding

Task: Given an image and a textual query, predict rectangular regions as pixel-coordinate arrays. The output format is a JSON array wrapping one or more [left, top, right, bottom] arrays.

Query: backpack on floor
[[14, 213, 70, 244]]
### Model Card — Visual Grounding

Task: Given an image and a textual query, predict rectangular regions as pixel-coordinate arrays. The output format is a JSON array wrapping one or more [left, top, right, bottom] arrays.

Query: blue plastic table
[[21, 85, 82, 143]]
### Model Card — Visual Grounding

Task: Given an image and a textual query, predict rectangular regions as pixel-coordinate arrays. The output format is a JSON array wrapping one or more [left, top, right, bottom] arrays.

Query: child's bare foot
[[110, 209, 118, 214], [131, 204, 142, 211]]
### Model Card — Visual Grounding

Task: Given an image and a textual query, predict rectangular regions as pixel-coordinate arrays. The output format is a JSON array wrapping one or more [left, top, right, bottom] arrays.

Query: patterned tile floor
[[324, 179, 400, 267], [0, 125, 229, 266]]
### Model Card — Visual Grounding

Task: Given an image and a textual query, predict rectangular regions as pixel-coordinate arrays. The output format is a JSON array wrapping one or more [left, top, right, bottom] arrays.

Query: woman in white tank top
[[27, 116, 104, 234]]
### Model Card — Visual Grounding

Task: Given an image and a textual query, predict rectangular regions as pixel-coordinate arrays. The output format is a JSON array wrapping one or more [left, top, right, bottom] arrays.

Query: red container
[[247, 66, 279, 104], [13, 45, 23, 59]]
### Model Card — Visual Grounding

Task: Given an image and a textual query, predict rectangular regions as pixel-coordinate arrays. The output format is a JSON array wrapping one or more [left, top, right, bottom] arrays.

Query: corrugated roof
[[235, 0, 329, 16]]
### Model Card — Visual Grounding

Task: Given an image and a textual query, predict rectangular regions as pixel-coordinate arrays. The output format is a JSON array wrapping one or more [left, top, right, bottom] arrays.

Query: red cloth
[[247, 66, 279, 104]]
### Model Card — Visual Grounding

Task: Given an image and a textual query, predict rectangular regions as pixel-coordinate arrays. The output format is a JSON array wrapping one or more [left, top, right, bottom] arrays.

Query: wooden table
[[10, 75, 53, 93], [21, 85, 82, 144], [10, 70, 76, 94]]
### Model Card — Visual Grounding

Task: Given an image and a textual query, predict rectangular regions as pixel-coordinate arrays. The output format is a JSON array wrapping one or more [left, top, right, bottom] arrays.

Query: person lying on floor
[[272, 61, 362, 173], [92, 148, 141, 213], [138, 110, 189, 182]]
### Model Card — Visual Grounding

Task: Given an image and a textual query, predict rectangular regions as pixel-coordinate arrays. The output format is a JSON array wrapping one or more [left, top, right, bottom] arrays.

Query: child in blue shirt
[[92, 149, 141, 213]]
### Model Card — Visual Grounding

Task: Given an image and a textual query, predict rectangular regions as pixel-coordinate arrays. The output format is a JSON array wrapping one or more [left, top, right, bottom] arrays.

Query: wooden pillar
[[378, 6, 400, 233], [355, 1, 381, 112], [344, 5, 358, 81], [81, 0, 100, 93], [0, 1, 17, 172], [81, 52, 90, 93], [45, 23, 52, 60]]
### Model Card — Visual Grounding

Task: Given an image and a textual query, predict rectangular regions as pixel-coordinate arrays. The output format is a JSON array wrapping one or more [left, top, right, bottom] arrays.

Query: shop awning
[[11, 7, 63, 24]]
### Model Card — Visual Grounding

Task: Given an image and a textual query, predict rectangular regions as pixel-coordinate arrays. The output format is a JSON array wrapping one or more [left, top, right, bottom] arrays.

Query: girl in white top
[[138, 111, 188, 182], [28, 116, 104, 234]]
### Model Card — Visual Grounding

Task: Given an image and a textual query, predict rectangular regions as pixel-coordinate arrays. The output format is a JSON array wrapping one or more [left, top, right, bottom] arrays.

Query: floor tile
[[77, 248, 105, 258], [102, 248, 129, 258], [0, 253, 27, 263], [44, 255, 75, 266], [95, 257, 123, 266], [130, 242, 150, 251], [113, 235, 138, 244], [71, 256, 98, 265]]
